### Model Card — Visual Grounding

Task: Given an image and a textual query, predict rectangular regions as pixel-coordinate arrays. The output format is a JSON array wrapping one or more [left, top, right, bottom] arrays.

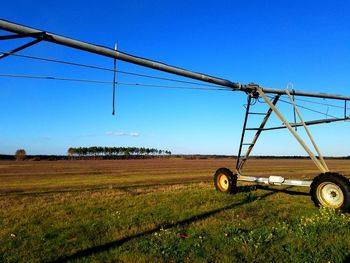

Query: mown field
[[1, 158, 350, 262]]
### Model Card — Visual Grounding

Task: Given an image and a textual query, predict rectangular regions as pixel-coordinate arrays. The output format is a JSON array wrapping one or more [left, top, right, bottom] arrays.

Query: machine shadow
[[234, 184, 309, 196], [254, 185, 310, 196], [1, 180, 209, 197], [51, 185, 301, 263]]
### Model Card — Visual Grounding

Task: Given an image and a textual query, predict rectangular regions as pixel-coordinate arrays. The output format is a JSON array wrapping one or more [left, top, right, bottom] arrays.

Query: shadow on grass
[[50, 185, 303, 263], [255, 185, 310, 196]]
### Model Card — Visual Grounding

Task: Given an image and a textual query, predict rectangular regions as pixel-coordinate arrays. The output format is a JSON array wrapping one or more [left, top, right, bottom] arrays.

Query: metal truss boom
[[1, 19, 350, 101], [0, 19, 239, 89]]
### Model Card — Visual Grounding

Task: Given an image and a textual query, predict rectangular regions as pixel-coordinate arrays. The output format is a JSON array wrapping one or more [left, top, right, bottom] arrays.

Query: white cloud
[[106, 131, 140, 137], [130, 132, 140, 137], [115, 132, 128, 136]]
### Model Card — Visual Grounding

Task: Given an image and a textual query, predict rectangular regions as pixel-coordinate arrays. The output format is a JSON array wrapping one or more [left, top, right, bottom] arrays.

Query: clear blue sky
[[1, 0, 350, 156]]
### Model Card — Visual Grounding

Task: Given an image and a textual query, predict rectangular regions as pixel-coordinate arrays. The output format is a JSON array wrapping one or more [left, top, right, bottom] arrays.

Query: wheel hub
[[317, 182, 344, 208], [218, 174, 229, 191]]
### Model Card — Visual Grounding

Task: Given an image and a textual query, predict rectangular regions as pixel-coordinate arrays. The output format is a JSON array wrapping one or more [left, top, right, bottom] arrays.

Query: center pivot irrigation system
[[1, 19, 350, 211]]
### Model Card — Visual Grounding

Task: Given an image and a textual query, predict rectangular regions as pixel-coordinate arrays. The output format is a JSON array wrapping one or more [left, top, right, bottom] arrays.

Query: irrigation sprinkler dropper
[[112, 43, 117, 115]]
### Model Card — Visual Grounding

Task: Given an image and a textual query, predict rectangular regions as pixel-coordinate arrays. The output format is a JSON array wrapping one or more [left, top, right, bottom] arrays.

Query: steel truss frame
[[235, 87, 349, 187]]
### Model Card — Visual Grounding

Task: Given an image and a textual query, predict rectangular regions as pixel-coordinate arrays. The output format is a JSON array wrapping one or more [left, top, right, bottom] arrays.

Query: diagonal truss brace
[[258, 88, 329, 174], [0, 32, 46, 60], [285, 90, 329, 171]]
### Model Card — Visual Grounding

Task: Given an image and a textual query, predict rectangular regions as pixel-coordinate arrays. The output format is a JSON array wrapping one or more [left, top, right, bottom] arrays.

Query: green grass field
[[1, 158, 350, 262]]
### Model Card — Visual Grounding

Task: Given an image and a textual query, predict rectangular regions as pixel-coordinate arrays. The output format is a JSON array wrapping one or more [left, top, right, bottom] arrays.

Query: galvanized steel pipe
[[1, 19, 350, 101], [0, 19, 241, 89]]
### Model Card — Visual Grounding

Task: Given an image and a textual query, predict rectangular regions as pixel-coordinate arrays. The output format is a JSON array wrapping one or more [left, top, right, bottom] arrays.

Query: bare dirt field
[[1, 158, 349, 194]]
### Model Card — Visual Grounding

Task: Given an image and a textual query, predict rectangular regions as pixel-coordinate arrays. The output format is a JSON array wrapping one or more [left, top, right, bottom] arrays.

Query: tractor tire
[[214, 168, 237, 194], [310, 172, 350, 212]]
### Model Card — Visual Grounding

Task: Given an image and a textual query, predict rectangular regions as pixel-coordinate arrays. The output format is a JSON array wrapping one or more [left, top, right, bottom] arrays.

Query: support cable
[[0, 51, 228, 89], [295, 97, 350, 110], [0, 73, 231, 91], [267, 95, 339, 119]]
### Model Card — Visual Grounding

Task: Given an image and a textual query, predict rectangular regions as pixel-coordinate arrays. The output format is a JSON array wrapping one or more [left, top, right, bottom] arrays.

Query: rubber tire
[[310, 172, 350, 212], [214, 168, 237, 194]]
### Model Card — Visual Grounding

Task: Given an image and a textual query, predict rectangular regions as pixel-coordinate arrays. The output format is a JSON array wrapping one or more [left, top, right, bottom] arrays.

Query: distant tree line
[[67, 146, 172, 159]]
